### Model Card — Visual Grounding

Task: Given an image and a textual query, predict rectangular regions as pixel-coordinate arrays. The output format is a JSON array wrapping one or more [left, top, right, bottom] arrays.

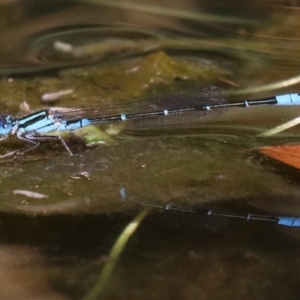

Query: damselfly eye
[[0, 119, 12, 136]]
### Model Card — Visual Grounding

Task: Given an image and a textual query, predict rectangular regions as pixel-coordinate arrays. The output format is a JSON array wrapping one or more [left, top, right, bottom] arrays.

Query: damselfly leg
[[0, 132, 73, 157], [22, 133, 73, 156]]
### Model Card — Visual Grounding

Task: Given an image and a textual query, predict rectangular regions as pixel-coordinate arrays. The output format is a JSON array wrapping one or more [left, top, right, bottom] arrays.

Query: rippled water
[[0, 1, 300, 299]]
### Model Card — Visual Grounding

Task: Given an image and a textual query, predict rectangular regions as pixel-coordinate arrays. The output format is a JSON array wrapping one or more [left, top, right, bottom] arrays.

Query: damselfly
[[0, 86, 299, 156]]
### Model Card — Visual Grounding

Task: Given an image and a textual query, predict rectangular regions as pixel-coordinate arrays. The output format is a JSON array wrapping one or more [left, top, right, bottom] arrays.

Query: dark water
[[0, 1, 300, 299]]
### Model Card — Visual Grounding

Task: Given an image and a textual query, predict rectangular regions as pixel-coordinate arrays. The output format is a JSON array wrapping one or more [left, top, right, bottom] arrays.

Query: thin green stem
[[82, 209, 150, 300]]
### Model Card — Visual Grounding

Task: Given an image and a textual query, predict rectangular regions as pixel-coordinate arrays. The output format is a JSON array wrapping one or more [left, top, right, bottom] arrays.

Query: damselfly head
[[0, 115, 12, 136]]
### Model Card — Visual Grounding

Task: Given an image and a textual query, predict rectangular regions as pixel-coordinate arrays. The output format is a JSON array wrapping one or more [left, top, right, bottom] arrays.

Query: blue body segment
[[64, 118, 91, 131], [278, 216, 300, 227], [12, 110, 59, 134], [20, 118, 58, 133], [275, 93, 300, 106]]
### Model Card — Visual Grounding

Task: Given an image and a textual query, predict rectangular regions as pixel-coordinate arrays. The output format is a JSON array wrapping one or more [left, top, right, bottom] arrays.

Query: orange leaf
[[259, 145, 300, 169]]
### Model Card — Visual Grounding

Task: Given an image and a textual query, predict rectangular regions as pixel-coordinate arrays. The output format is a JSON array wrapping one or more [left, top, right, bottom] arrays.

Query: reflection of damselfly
[[120, 188, 300, 228], [0, 86, 300, 155]]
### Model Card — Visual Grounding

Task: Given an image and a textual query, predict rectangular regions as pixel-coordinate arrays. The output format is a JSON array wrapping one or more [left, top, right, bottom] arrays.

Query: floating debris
[[41, 89, 74, 103], [53, 40, 74, 54], [69, 171, 91, 180], [13, 190, 49, 199]]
